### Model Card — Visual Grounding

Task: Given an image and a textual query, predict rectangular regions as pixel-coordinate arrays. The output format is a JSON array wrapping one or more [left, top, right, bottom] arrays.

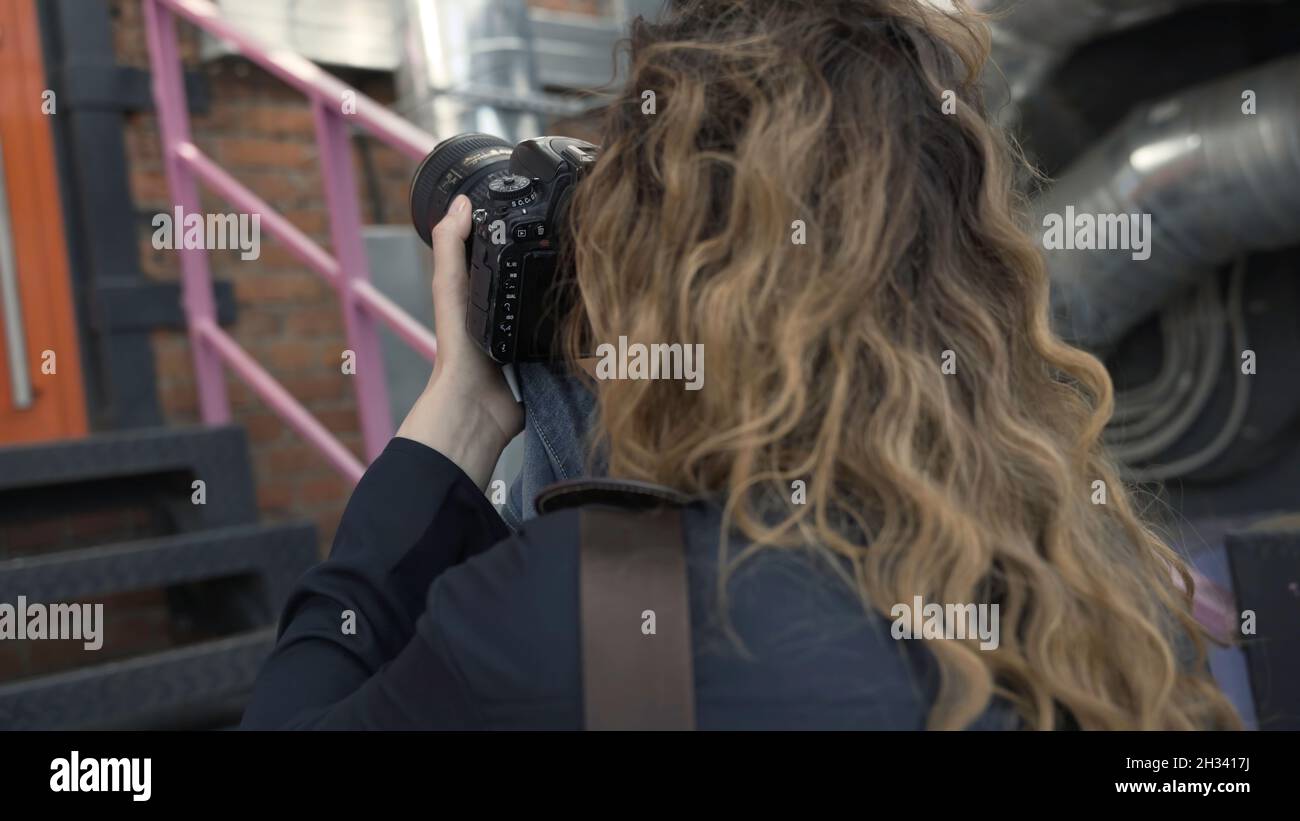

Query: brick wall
[[110, 0, 604, 551]]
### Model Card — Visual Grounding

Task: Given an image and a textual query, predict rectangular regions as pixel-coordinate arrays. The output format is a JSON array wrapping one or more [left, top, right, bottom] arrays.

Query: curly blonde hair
[[563, 0, 1238, 729]]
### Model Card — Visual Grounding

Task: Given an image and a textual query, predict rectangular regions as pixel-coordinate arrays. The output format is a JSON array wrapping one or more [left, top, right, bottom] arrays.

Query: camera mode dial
[[489, 174, 534, 201]]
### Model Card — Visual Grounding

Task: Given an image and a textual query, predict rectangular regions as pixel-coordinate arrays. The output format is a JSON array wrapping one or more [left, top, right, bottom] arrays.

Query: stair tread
[[0, 424, 261, 529], [0, 628, 276, 730], [0, 520, 318, 605]]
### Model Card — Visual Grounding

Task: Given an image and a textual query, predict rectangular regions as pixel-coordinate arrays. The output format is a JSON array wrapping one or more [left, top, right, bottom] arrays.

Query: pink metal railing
[[142, 0, 438, 484]]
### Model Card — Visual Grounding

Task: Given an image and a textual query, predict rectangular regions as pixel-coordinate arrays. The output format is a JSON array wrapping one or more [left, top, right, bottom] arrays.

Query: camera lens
[[409, 133, 514, 247]]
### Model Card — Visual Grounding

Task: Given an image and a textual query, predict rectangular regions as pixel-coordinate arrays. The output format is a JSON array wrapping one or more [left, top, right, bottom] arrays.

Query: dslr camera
[[409, 133, 598, 363]]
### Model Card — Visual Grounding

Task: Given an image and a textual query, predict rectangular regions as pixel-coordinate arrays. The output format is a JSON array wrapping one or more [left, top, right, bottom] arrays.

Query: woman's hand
[[396, 195, 524, 489]]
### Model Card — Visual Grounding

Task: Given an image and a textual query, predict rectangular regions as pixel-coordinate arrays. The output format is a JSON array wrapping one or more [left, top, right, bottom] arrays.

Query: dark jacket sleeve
[[240, 436, 513, 729]]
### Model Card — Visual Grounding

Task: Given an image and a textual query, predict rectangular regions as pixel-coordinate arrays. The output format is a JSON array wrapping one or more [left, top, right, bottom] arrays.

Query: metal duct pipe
[[971, 0, 1251, 119], [1037, 54, 1300, 349], [396, 0, 542, 144]]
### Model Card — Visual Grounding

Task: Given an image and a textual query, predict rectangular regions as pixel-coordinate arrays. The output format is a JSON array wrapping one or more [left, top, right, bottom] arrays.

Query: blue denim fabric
[[501, 362, 603, 528]]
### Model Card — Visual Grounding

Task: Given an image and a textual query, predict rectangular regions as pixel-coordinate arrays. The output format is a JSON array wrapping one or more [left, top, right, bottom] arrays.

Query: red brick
[[160, 397, 198, 420], [252, 241, 321, 271], [337, 432, 364, 455], [66, 508, 139, 540], [0, 644, 25, 681], [100, 614, 173, 657], [284, 306, 344, 336], [209, 69, 304, 106], [153, 339, 194, 374], [216, 136, 316, 170], [245, 105, 318, 138], [280, 209, 330, 237], [241, 412, 286, 444], [314, 408, 360, 434], [265, 444, 324, 475], [108, 590, 169, 610], [300, 475, 350, 505], [256, 482, 293, 513], [21, 637, 93, 678], [281, 373, 348, 403], [226, 379, 260, 411], [132, 171, 171, 205], [319, 346, 360, 371], [260, 340, 318, 371], [224, 309, 281, 338], [234, 272, 324, 303], [22, 591, 170, 675], [1, 518, 67, 555]]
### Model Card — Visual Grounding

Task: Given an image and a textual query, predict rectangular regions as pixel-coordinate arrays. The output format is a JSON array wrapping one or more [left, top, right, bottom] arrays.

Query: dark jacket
[[241, 437, 1015, 729]]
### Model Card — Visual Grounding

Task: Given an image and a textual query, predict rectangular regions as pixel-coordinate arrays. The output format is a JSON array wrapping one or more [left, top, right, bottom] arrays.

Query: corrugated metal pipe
[[1036, 53, 1300, 350], [395, 0, 543, 143], [971, 0, 1259, 122]]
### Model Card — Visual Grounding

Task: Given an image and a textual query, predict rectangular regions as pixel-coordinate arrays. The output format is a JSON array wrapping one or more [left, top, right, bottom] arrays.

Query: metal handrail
[[143, 0, 440, 483]]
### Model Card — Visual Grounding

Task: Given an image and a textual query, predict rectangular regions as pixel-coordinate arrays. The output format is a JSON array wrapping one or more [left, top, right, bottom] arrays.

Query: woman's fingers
[[412, 193, 524, 452], [430, 195, 473, 339]]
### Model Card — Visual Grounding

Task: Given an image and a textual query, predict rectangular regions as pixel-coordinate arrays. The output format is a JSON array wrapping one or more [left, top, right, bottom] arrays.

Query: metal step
[[0, 628, 277, 729], [0, 520, 317, 729], [0, 425, 259, 528], [0, 520, 316, 608]]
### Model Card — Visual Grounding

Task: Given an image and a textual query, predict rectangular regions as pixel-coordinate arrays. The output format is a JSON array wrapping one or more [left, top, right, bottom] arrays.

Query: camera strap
[[536, 479, 696, 730], [579, 506, 695, 731]]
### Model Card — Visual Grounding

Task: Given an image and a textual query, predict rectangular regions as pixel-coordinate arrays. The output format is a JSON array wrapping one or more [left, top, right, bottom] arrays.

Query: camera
[[409, 133, 598, 363]]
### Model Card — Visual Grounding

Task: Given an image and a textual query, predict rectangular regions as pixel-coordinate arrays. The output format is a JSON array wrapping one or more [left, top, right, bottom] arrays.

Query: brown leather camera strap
[[579, 505, 696, 731]]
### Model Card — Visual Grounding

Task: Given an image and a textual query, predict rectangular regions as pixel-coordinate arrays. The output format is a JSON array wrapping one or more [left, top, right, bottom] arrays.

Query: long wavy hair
[[563, 0, 1239, 729]]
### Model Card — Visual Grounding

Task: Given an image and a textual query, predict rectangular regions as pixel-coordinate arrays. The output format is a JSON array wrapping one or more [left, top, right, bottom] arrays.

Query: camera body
[[410, 134, 598, 363]]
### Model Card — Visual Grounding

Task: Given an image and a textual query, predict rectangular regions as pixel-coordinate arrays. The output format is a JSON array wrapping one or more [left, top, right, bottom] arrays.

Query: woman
[[242, 0, 1238, 730]]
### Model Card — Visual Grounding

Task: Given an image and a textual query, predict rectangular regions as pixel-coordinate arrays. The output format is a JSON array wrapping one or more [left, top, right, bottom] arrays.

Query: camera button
[[514, 221, 545, 241]]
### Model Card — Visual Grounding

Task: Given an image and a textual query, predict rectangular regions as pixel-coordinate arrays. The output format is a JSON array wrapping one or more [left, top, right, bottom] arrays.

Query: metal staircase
[[0, 426, 316, 729]]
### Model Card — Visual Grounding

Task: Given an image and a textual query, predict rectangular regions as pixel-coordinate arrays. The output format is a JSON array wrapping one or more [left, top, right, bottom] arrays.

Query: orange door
[[0, 0, 88, 445]]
